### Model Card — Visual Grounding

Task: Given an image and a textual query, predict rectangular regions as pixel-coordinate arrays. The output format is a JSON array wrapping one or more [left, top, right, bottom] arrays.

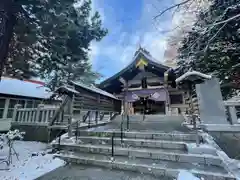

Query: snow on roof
[[0, 77, 52, 99], [226, 96, 240, 102], [176, 71, 212, 84], [129, 48, 168, 69], [71, 81, 118, 99], [224, 95, 240, 106], [54, 86, 80, 95]]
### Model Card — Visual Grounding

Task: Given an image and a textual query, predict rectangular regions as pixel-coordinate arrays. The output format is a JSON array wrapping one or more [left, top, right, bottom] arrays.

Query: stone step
[[55, 152, 235, 180], [73, 136, 187, 150], [77, 130, 201, 142], [53, 143, 223, 167]]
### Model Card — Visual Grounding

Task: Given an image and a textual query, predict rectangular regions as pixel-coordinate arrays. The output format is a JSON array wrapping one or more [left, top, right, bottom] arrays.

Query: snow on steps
[[69, 136, 187, 149], [78, 130, 201, 142], [53, 131, 236, 179], [55, 152, 235, 180], [53, 143, 223, 167]]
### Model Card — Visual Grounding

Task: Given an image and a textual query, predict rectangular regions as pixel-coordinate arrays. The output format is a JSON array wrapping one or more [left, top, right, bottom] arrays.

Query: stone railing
[[224, 100, 240, 124], [12, 104, 59, 125], [12, 103, 118, 127]]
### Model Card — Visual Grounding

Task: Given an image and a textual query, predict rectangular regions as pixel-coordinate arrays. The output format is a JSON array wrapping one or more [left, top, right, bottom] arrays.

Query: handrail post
[[95, 111, 98, 124], [12, 104, 21, 122], [127, 114, 129, 131], [193, 114, 200, 146], [121, 120, 123, 144], [110, 112, 112, 120], [88, 111, 91, 128], [58, 133, 61, 151], [67, 95, 73, 138], [75, 120, 79, 142], [111, 132, 115, 158]]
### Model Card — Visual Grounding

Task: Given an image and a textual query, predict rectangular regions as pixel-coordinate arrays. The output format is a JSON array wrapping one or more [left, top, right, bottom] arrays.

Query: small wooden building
[[0, 77, 52, 131]]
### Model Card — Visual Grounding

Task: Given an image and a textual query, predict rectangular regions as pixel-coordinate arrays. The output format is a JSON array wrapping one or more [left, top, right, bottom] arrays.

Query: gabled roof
[[99, 48, 170, 88], [0, 77, 52, 99]]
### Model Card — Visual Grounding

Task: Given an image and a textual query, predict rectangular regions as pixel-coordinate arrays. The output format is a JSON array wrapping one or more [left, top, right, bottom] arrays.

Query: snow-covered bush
[[5, 129, 25, 140], [0, 129, 25, 142], [0, 129, 25, 165]]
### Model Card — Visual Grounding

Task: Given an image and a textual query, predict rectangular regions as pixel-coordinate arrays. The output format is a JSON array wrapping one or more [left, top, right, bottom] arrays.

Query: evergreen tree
[[0, 0, 107, 89], [177, 0, 240, 98], [34, 0, 107, 89]]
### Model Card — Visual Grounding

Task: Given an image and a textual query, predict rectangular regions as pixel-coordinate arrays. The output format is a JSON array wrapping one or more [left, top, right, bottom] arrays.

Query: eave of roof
[[99, 49, 170, 88]]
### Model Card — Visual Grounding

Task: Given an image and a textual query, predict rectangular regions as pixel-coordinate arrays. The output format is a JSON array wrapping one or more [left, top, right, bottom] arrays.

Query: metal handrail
[[111, 132, 115, 158], [120, 114, 124, 144]]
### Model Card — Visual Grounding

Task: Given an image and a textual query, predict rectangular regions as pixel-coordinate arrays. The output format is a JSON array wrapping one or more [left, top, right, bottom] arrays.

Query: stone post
[[228, 106, 238, 124], [36, 104, 44, 123], [12, 104, 21, 122]]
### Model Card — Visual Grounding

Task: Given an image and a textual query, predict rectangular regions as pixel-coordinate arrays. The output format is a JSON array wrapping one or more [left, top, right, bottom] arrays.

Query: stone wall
[[11, 124, 65, 142], [210, 132, 240, 160]]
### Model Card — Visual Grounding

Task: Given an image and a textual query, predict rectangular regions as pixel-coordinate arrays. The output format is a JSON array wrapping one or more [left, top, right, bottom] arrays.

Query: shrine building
[[99, 48, 188, 115]]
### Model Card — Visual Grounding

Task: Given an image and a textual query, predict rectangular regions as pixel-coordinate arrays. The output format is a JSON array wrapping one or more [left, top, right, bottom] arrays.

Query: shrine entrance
[[132, 96, 166, 115]]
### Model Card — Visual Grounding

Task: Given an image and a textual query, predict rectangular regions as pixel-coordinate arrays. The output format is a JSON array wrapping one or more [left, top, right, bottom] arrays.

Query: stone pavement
[[87, 115, 190, 133], [36, 164, 172, 180]]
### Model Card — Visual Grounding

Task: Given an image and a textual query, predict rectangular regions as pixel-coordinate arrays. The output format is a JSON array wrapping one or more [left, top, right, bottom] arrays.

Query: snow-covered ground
[[0, 141, 65, 180], [177, 170, 200, 180]]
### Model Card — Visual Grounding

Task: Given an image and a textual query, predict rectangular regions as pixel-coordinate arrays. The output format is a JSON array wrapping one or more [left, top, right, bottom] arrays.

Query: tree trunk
[[0, 0, 15, 79]]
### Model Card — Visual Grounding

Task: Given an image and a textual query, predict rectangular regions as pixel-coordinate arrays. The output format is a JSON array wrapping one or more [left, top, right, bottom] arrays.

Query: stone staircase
[[53, 130, 236, 180]]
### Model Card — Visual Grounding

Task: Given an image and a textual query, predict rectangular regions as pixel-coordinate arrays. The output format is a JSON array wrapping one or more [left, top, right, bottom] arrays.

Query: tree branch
[[211, 13, 240, 27], [153, 0, 192, 20], [204, 21, 228, 53]]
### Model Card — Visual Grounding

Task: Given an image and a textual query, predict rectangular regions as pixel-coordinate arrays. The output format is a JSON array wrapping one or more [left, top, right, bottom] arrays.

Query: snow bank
[[201, 132, 240, 179], [186, 143, 217, 156], [177, 170, 200, 180], [0, 141, 65, 180]]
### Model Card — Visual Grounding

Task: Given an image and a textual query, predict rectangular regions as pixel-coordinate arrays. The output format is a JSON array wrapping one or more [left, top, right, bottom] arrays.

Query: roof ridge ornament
[[136, 58, 148, 70]]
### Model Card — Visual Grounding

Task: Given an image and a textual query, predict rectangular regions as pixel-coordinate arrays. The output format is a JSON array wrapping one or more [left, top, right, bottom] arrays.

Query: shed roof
[[70, 81, 118, 99], [0, 77, 52, 99]]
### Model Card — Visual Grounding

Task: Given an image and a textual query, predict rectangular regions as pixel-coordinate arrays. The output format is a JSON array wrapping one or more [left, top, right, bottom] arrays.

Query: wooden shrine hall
[[99, 48, 188, 115]]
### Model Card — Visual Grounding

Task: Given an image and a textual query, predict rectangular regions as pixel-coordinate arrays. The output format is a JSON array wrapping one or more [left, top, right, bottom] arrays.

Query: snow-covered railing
[[11, 104, 118, 126], [12, 104, 59, 125], [224, 96, 240, 124]]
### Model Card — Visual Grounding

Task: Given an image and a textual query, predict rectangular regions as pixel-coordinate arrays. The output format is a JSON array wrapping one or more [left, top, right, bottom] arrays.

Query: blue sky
[[90, 0, 176, 81]]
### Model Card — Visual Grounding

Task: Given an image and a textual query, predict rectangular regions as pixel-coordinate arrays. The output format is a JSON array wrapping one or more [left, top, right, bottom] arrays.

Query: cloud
[[89, 0, 174, 78]]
